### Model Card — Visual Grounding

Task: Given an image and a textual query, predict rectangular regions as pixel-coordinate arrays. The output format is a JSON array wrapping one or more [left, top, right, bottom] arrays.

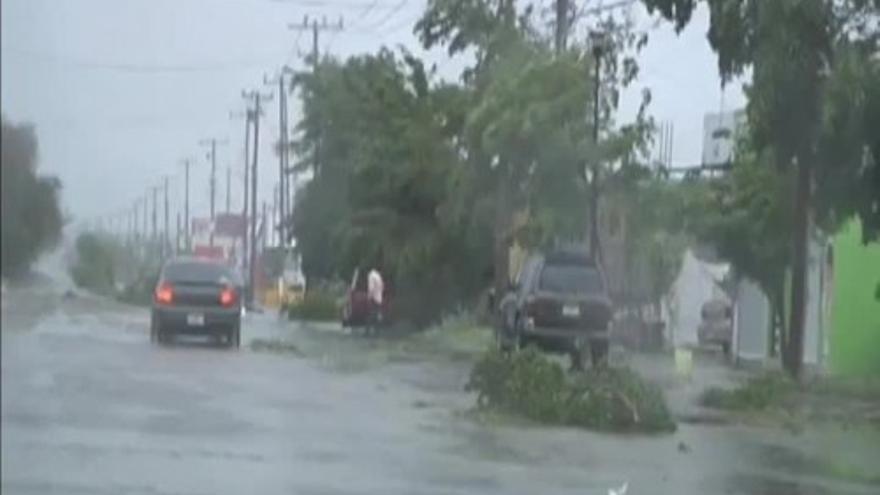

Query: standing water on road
[[3, 0, 879, 493]]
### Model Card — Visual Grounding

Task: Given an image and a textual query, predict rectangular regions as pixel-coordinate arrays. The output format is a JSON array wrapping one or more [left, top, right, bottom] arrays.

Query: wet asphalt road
[[2, 279, 880, 495]]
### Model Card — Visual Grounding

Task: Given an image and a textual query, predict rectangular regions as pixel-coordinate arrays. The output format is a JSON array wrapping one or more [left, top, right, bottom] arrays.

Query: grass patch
[[700, 372, 797, 411], [700, 372, 880, 429], [286, 291, 339, 322], [408, 311, 493, 359], [250, 338, 305, 355], [466, 347, 677, 433], [806, 375, 880, 402]]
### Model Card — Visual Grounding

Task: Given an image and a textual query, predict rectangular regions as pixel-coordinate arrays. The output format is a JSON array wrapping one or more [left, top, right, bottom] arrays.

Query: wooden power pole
[[241, 89, 272, 306]]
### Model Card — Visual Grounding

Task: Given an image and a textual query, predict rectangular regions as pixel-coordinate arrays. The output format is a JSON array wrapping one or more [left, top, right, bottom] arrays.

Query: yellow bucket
[[674, 347, 694, 379]]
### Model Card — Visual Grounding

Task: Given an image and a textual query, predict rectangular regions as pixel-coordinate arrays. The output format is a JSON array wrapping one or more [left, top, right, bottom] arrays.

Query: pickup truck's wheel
[[590, 339, 609, 368], [496, 327, 521, 353], [569, 345, 586, 372]]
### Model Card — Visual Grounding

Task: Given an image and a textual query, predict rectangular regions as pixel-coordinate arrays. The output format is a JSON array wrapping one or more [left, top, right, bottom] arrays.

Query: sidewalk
[[621, 348, 752, 423]]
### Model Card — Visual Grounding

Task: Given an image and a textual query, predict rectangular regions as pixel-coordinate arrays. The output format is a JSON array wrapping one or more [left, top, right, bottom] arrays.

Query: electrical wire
[[5, 47, 281, 73], [349, 0, 383, 29], [362, 0, 408, 31]]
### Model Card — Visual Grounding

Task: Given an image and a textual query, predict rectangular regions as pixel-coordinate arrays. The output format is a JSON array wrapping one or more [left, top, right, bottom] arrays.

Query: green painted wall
[[830, 220, 880, 376]]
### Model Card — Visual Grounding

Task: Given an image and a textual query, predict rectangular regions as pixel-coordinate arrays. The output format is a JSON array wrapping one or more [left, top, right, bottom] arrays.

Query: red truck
[[340, 268, 392, 329]]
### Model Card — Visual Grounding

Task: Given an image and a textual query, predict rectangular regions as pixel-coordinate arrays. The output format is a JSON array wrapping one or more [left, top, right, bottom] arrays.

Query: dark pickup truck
[[497, 250, 613, 369]]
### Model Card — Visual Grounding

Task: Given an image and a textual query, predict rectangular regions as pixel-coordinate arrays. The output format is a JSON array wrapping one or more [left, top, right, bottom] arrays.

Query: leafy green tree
[[642, 0, 878, 378], [69, 231, 117, 295], [687, 142, 793, 355], [290, 50, 491, 325], [1, 117, 64, 277], [291, 1, 654, 326], [418, 0, 653, 296], [608, 169, 690, 315], [815, 41, 880, 241]]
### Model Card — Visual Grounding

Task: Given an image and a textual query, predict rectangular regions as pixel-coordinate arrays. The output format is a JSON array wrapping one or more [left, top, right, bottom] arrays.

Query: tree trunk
[[588, 175, 605, 266], [786, 158, 811, 380], [493, 176, 512, 298], [768, 286, 785, 359]]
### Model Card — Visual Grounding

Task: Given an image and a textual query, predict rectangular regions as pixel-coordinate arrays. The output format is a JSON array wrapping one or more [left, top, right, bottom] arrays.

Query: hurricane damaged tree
[[686, 142, 793, 358], [1, 116, 64, 277], [643, 0, 880, 379], [417, 0, 653, 299]]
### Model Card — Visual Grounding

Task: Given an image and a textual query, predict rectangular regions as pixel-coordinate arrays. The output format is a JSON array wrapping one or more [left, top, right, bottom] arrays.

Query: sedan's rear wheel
[[150, 316, 159, 344], [228, 324, 241, 349]]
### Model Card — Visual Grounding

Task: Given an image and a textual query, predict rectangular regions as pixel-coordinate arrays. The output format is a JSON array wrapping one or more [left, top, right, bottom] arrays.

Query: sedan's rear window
[[538, 264, 603, 294], [163, 261, 233, 285]]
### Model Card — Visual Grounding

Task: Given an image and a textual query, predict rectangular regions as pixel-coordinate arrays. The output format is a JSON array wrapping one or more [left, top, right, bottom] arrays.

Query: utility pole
[[262, 201, 268, 251], [133, 201, 140, 242], [199, 137, 228, 247], [289, 15, 344, 68], [231, 106, 253, 286], [182, 159, 192, 252], [555, 0, 569, 54], [265, 67, 295, 246], [176, 212, 181, 255], [242, 89, 272, 307], [226, 165, 231, 213], [163, 176, 170, 260], [151, 185, 160, 255], [142, 195, 148, 245], [289, 16, 342, 176], [588, 30, 605, 265], [272, 184, 279, 247]]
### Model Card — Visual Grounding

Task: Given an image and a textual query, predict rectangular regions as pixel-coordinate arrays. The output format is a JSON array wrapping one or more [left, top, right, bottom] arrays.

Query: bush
[[700, 372, 796, 411], [466, 348, 676, 433], [116, 268, 160, 306], [412, 310, 493, 358], [287, 291, 339, 321], [69, 232, 117, 295], [1, 118, 63, 277]]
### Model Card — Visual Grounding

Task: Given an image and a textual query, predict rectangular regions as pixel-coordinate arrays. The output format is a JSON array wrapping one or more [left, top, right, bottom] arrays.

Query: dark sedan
[[150, 257, 242, 347]]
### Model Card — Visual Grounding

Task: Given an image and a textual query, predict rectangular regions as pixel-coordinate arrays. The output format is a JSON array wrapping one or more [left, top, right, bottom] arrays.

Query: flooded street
[[2, 277, 879, 495]]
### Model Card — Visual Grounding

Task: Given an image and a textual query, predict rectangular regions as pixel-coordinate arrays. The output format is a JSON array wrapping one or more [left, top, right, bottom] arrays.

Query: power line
[[270, 0, 397, 7], [573, 0, 638, 20], [378, 11, 422, 40], [5, 47, 282, 74], [288, 15, 345, 66], [349, 0, 383, 29], [363, 0, 408, 31]]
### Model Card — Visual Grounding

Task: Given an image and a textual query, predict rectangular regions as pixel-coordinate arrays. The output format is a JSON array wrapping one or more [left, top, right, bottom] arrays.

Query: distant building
[[701, 109, 747, 166], [191, 213, 246, 268]]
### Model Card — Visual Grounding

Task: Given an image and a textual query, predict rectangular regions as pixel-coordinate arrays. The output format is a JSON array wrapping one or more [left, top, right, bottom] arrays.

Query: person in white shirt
[[367, 266, 384, 333]]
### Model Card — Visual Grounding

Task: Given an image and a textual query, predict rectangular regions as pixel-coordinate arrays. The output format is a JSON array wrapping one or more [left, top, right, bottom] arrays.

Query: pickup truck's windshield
[[538, 264, 603, 294]]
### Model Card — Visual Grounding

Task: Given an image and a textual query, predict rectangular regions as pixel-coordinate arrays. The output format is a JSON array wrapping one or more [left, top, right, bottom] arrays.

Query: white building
[[701, 109, 747, 166]]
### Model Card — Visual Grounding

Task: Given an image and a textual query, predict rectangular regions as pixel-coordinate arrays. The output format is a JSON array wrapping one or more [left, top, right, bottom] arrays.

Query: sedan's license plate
[[562, 304, 580, 317], [186, 313, 205, 326]]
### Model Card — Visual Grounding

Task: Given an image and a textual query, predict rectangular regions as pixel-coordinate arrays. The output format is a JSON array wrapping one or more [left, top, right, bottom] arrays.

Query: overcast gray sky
[[1, 0, 745, 225]]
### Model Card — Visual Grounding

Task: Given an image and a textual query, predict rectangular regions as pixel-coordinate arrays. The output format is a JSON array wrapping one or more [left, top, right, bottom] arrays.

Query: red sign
[[193, 245, 225, 260]]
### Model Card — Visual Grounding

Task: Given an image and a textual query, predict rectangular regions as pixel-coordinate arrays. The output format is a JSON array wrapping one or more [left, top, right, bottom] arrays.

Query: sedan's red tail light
[[220, 286, 237, 307], [155, 282, 174, 305]]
